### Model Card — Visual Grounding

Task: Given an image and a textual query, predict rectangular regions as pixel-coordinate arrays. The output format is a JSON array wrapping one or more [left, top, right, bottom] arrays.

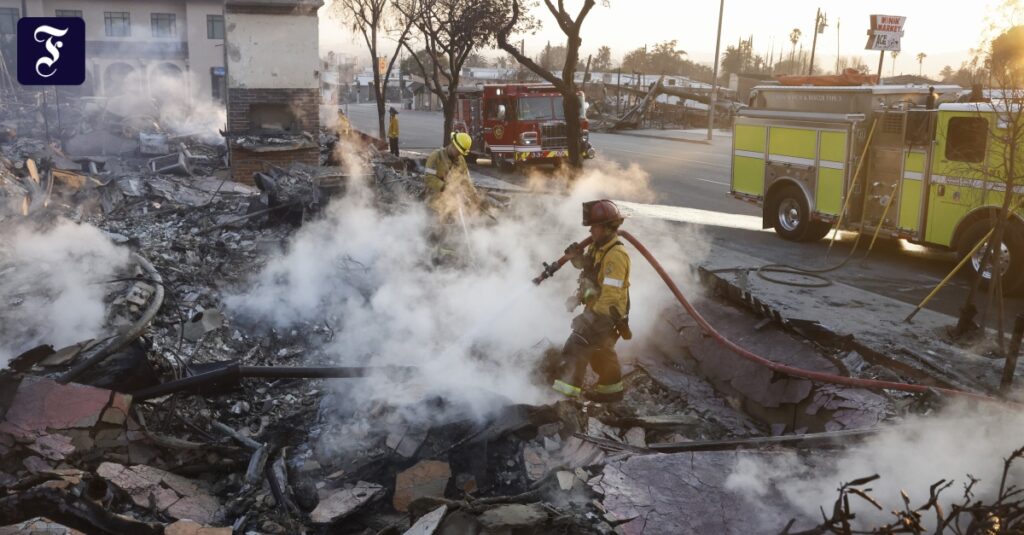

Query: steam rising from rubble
[[0, 220, 130, 364], [725, 401, 1024, 529], [107, 70, 226, 145], [226, 153, 707, 426]]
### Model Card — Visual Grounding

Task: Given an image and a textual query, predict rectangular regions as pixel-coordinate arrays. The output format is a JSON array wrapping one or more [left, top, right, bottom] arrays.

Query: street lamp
[[707, 0, 724, 141]]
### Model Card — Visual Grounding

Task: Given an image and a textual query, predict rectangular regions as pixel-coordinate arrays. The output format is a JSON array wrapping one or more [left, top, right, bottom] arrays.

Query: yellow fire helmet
[[451, 132, 472, 156]]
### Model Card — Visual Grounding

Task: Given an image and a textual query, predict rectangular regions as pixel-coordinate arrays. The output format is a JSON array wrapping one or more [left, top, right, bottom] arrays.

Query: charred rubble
[[3, 93, 1019, 535], [0, 97, 762, 535]]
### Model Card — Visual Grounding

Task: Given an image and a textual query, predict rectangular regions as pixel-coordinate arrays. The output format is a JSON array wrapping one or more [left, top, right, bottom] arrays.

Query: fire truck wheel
[[769, 185, 812, 242], [958, 221, 1024, 296], [804, 221, 833, 242]]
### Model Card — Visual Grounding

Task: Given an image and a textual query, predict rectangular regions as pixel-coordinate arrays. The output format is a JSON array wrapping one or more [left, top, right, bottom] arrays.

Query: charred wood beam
[[0, 486, 164, 535], [131, 364, 418, 401], [647, 428, 879, 453], [211, 420, 262, 450], [242, 444, 270, 492]]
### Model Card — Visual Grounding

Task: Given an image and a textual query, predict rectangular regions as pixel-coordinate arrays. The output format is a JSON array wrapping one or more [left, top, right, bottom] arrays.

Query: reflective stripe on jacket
[[585, 236, 630, 318]]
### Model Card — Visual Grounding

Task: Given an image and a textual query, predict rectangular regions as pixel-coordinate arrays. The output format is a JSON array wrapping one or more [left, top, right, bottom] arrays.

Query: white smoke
[[225, 156, 708, 426], [0, 219, 131, 364], [105, 69, 226, 145], [725, 400, 1024, 530]]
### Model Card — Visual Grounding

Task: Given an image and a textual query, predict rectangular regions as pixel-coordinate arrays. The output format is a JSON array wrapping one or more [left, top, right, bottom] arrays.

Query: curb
[[605, 130, 731, 145]]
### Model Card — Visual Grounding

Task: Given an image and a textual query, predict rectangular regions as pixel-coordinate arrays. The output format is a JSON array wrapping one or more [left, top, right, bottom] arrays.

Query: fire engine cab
[[454, 83, 595, 168]]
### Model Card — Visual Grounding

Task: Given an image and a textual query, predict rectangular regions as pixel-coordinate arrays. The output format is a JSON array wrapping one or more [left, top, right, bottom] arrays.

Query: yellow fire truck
[[731, 85, 1024, 293]]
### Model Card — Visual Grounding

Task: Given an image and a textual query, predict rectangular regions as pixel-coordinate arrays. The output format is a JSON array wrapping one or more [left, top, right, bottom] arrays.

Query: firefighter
[[423, 132, 481, 221], [926, 86, 939, 110], [552, 199, 632, 403], [388, 107, 400, 156]]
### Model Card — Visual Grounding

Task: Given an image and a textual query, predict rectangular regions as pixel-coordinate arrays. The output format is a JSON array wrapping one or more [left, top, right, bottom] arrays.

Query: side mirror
[[497, 104, 506, 121]]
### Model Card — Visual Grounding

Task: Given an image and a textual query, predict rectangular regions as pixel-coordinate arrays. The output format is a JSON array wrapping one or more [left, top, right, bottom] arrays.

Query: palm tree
[[890, 50, 899, 76], [916, 52, 927, 76], [789, 28, 802, 69]]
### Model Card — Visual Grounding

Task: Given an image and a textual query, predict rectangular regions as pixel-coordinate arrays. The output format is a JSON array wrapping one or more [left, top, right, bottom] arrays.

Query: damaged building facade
[[224, 0, 321, 183], [0, 0, 226, 102]]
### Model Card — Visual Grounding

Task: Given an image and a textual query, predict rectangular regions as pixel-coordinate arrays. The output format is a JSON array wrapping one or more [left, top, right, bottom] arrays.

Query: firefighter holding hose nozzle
[[551, 200, 632, 402]]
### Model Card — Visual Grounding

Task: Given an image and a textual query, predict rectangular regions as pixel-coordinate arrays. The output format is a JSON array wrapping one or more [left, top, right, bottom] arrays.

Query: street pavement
[[343, 103, 1024, 321]]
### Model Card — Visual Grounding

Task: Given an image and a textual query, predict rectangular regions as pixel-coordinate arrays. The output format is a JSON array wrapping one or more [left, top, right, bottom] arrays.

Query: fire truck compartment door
[[899, 151, 927, 234], [484, 97, 511, 150], [732, 123, 767, 196], [816, 130, 847, 216]]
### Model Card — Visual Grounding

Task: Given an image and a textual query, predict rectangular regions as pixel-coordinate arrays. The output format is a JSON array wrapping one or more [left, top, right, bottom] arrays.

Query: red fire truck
[[453, 83, 595, 168]]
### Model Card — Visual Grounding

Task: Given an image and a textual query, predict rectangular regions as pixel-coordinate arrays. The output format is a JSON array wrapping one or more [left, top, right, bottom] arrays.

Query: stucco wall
[[225, 12, 318, 89], [186, 0, 224, 100]]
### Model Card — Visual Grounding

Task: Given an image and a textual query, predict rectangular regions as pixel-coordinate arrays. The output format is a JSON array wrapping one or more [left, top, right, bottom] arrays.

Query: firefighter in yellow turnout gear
[[423, 132, 482, 222], [552, 200, 632, 403]]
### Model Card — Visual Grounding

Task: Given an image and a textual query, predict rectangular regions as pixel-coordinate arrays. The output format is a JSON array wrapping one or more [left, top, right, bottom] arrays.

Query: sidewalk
[[607, 127, 732, 144], [700, 245, 1016, 396]]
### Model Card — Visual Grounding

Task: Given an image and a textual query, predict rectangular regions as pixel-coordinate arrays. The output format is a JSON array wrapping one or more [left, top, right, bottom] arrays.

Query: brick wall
[[229, 145, 320, 184], [226, 88, 320, 135]]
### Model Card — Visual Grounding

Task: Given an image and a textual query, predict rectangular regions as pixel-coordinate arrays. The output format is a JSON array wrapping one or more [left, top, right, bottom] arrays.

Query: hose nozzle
[[532, 236, 593, 285]]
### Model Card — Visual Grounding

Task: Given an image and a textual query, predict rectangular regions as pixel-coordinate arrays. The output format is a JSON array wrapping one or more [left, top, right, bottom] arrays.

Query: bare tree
[[498, 0, 603, 169], [396, 0, 515, 144], [953, 24, 1024, 350], [334, 0, 415, 139]]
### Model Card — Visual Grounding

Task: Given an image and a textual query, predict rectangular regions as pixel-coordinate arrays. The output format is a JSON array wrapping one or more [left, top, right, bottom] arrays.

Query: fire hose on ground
[[534, 230, 1003, 404]]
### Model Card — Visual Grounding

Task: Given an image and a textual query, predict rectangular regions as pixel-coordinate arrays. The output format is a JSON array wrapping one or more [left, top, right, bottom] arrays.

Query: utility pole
[[616, 68, 621, 115], [808, 8, 821, 75], [876, 50, 884, 85], [707, 0, 724, 141], [835, 18, 840, 74]]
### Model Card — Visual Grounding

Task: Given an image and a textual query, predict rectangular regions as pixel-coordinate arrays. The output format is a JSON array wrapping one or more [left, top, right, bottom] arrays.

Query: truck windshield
[[517, 95, 586, 120], [518, 96, 562, 120]]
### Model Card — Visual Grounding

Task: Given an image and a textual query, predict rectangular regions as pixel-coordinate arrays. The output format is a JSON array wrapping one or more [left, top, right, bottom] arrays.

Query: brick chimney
[[224, 0, 323, 184]]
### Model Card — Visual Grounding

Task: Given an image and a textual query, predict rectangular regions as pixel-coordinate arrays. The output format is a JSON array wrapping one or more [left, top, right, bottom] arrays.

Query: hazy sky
[[318, 0, 1004, 78]]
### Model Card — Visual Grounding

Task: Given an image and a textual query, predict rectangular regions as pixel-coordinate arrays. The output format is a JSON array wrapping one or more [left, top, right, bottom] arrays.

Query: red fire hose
[[536, 230, 1001, 403]]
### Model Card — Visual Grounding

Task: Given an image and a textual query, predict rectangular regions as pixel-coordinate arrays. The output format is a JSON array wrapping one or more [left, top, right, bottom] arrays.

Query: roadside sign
[[865, 14, 905, 51]]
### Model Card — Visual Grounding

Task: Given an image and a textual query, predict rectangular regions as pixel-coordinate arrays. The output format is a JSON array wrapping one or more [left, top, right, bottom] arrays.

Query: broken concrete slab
[[393, 460, 451, 512], [27, 433, 75, 461], [477, 504, 548, 531], [701, 247, 1008, 392], [624, 427, 647, 448], [523, 435, 605, 482], [1, 376, 131, 438], [598, 451, 811, 534], [556, 471, 576, 491], [310, 481, 384, 524], [386, 426, 428, 458], [164, 520, 232, 535], [97, 462, 221, 525], [404, 505, 447, 535]]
